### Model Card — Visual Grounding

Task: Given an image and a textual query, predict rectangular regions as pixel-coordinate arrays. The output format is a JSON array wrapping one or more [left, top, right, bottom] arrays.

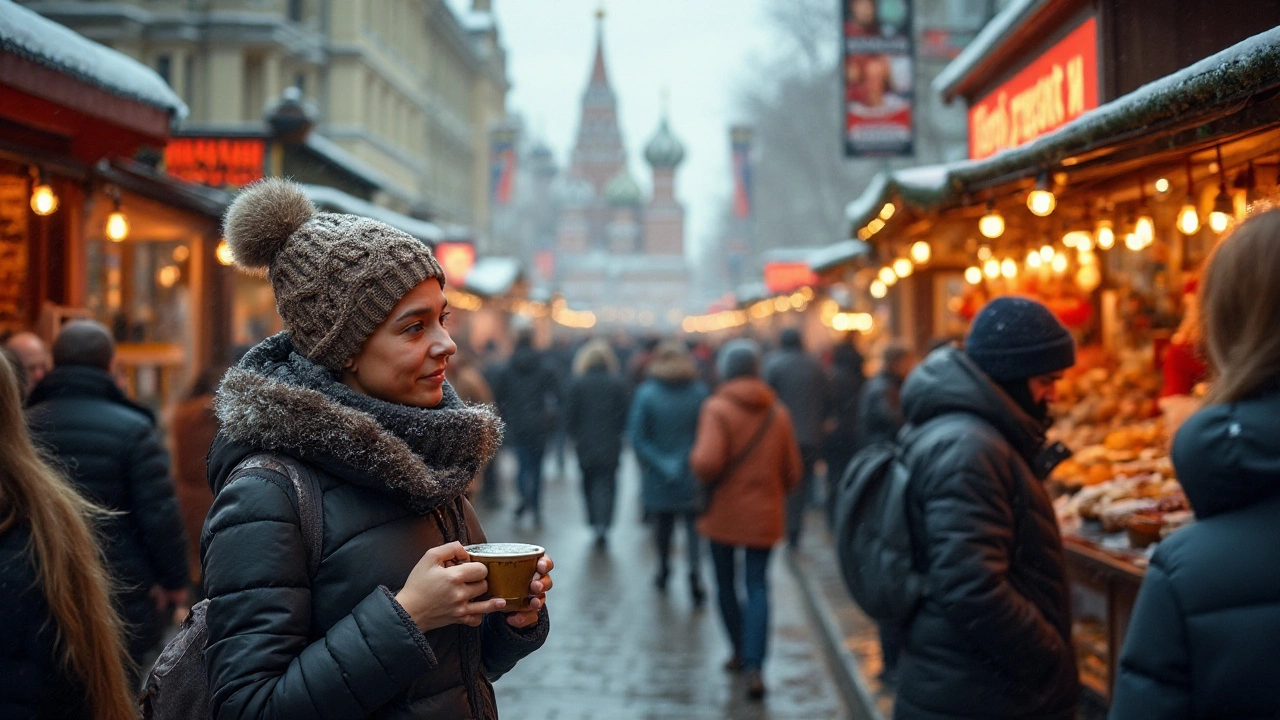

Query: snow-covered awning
[[302, 184, 443, 243], [846, 26, 1280, 236], [809, 240, 872, 274], [0, 0, 186, 117], [463, 257, 522, 298]]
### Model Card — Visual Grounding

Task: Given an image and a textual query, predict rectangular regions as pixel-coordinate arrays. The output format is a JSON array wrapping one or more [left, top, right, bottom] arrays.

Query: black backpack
[[139, 453, 323, 719], [833, 440, 926, 626]]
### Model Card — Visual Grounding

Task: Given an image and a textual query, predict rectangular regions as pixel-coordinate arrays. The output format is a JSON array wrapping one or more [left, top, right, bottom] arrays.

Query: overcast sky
[[469, 0, 779, 256]]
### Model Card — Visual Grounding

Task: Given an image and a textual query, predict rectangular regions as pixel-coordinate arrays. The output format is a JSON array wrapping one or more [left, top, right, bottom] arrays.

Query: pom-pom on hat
[[965, 297, 1076, 381], [222, 178, 443, 371]]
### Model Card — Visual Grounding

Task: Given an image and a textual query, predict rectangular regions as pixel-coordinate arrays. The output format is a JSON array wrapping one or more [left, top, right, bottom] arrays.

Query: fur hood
[[214, 333, 503, 514]]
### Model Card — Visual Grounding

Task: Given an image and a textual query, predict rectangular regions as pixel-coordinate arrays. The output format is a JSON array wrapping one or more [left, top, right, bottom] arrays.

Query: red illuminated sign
[[764, 262, 818, 295], [435, 242, 476, 285], [968, 17, 1099, 160], [164, 137, 266, 187]]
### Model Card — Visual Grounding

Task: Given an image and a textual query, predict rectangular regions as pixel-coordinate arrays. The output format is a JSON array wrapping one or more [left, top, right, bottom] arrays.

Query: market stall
[[832, 19, 1280, 707]]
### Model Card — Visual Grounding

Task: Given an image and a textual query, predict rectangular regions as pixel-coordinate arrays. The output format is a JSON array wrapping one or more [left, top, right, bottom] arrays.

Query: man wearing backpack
[[894, 297, 1079, 719]]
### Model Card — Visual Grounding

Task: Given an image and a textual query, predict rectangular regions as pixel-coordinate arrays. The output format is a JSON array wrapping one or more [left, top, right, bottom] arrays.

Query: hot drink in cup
[[464, 543, 545, 612]]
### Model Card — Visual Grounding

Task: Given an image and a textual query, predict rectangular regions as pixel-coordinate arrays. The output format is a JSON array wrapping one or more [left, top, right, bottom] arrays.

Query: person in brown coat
[[168, 365, 225, 591], [690, 339, 802, 701]]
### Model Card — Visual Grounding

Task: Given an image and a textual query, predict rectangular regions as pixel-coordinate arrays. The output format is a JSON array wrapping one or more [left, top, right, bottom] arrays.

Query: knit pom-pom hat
[[965, 296, 1076, 381], [222, 178, 444, 371]]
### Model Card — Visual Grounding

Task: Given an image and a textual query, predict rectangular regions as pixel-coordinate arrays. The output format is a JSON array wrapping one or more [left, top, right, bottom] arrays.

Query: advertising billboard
[[843, 0, 914, 157]]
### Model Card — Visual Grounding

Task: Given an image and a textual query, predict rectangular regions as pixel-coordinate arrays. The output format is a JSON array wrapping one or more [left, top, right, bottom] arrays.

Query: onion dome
[[644, 116, 685, 169], [552, 173, 594, 208], [605, 168, 643, 207]]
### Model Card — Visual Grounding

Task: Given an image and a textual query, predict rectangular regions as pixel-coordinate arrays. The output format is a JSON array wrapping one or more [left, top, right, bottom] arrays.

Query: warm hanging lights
[[1000, 258, 1018, 279], [29, 169, 58, 216], [1027, 250, 1043, 269], [910, 240, 931, 265], [964, 266, 983, 285], [869, 279, 888, 299], [892, 258, 913, 278], [1133, 178, 1154, 249], [979, 202, 1005, 239], [878, 267, 898, 286], [1096, 219, 1116, 249], [1177, 157, 1201, 235], [983, 258, 1001, 279], [1209, 145, 1232, 233], [1039, 245, 1055, 263], [104, 186, 129, 242], [1027, 173, 1057, 217], [216, 239, 235, 266], [1051, 254, 1069, 274]]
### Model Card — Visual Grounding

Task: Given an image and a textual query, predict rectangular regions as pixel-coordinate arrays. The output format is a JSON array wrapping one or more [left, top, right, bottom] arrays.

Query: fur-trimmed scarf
[[214, 332, 503, 516]]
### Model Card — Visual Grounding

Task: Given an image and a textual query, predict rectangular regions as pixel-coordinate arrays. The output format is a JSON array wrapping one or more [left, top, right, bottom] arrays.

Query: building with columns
[[20, 0, 507, 230]]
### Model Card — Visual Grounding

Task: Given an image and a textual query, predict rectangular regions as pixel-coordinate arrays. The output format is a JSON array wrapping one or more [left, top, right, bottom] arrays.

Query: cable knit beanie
[[965, 297, 1075, 380], [222, 178, 443, 371]]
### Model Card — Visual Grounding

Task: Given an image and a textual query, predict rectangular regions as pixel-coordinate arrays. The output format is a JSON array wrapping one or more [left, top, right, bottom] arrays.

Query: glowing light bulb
[[105, 211, 129, 242], [878, 267, 897, 286], [1135, 214, 1155, 247], [869, 280, 887, 299], [910, 240, 931, 264], [30, 184, 58, 216], [983, 258, 1001, 279], [1027, 189, 1056, 217], [1210, 188, 1233, 233], [1039, 245, 1055, 263], [1176, 201, 1200, 235], [1077, 264, 1101, 291], [1051, 254, 1069, 274], [965, 266, 983, 285], [1027, 251, 1043, 269], [977, 245, 993, 261], [1096, 221, 1115, 249], [1077, 235, 1094, 252], [1125, 232, 1144, 251], [892, 258, 913, 278], [879, 203, 896, 221], [1154, 177, 1170, 194], [216, 239, 235, 266], [1001, 258, 1018, 279], [979, 210, 1005, 239], [1209, 211, 1230, 233]]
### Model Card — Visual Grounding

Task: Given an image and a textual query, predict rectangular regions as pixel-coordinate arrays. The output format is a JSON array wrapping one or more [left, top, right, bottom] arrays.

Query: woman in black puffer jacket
[[1111, 209, 1280, 719], [201, 179, 552, 719]]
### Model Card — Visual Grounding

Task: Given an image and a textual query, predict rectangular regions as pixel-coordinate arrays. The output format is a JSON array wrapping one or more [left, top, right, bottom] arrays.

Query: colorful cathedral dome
[[605, 168, 643, 207], [644, 116, 685, 169]]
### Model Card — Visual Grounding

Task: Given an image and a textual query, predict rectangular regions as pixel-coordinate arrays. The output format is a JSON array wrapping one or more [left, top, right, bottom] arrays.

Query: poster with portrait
[[843, 0, 914, 157]]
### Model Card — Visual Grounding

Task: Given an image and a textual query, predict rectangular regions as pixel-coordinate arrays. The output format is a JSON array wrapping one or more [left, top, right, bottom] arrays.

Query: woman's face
[[341, 280, 457, 408]]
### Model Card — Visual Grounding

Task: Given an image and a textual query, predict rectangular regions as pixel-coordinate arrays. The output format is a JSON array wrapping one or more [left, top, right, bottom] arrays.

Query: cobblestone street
[[476, 451, 847, 720]]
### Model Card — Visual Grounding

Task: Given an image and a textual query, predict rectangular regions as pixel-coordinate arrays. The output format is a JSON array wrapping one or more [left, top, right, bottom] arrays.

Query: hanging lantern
[[1177, 158, 1200, 235], [1026, 173, 1056, 217], [1039, 245, 1055, 263], [1209, 145, 1232, 233], [105, 210, 130, 242], [216, 239, 235, 266], [1027, 250, 1043, 269], [30, 183, 59, 216], [1134, 215, 1155, 248], [983, 258, 1001, 279], [910, 240, 931, 264]]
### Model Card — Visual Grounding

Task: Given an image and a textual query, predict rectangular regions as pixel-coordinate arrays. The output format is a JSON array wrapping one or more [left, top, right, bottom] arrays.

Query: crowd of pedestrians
[[5, 176, 1280, 718]]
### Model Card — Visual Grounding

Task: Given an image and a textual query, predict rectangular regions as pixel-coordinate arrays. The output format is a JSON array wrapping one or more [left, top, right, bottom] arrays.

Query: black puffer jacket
[[1111, 389, 1280, 719], [26, 366, 188, 652], [202, 334, 548, 719], [492, 346, 559, 446], [564, 366, 628, 469], [896, 348, 1078, 720], [0, 522, 91, 720]]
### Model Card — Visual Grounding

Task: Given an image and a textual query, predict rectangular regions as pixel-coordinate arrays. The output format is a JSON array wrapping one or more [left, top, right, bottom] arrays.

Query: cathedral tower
[[642, 106, 686, 256], [569, 9, 628, 248]]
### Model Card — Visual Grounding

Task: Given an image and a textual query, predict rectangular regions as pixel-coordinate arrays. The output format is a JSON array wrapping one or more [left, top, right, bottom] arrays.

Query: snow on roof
[[301, 184, 443, 243], [0, 0, 186, 116], [846, 26, 1280, 234], [463, 257, 522, 297], [809, 240, 871, 274], [461, 9, 496, 33], [933, 0, 1047, 100]]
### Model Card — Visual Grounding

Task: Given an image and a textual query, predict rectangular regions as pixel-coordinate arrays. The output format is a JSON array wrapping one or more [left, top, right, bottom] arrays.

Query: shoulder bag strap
[[228, 453, 324, 578], [710, 404, 778, 490]]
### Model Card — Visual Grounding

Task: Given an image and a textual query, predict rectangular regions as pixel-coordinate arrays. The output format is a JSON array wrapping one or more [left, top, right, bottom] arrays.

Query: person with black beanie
[[890, 297, 1080, 719]]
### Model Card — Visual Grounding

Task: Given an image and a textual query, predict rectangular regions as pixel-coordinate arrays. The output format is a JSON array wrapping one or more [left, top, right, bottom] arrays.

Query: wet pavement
[[475, 450, 848, 720]]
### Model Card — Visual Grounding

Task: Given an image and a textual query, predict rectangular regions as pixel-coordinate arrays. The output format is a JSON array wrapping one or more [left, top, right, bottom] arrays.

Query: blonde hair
[[572, 339, 620, 376], [0, 354, 136, 720], [1200, 208, 1280, 404]]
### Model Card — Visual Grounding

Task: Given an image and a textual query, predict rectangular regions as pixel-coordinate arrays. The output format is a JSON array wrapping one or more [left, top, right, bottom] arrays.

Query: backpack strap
[[228, 453, 324, 579]]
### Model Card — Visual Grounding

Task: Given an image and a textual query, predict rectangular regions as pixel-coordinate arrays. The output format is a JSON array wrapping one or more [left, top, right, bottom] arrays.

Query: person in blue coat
[[628, 340, 710, 604], [1111, 209, 1280, 719]]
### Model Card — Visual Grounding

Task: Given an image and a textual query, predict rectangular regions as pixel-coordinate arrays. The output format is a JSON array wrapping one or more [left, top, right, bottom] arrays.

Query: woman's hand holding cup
[[505, 554, 554, 628], [395, 541, 507, 632]]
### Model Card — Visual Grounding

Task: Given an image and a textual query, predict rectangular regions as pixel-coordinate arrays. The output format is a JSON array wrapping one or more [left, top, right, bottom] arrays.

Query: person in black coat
[[823, 341, 865, 490], [25, 320, 188, 670], [896, 299, 1079, 720], [854, 342, 912, 451], [1110, 208, 1280, 719], [492, 331, 561, 526], [564, 339, 629, 546], [764, 328, 828, 547]]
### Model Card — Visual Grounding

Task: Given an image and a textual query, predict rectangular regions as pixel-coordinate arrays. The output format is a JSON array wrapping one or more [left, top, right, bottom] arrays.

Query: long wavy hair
[[1200, 208, 1280, 404], [0, 354, 136, 720]]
